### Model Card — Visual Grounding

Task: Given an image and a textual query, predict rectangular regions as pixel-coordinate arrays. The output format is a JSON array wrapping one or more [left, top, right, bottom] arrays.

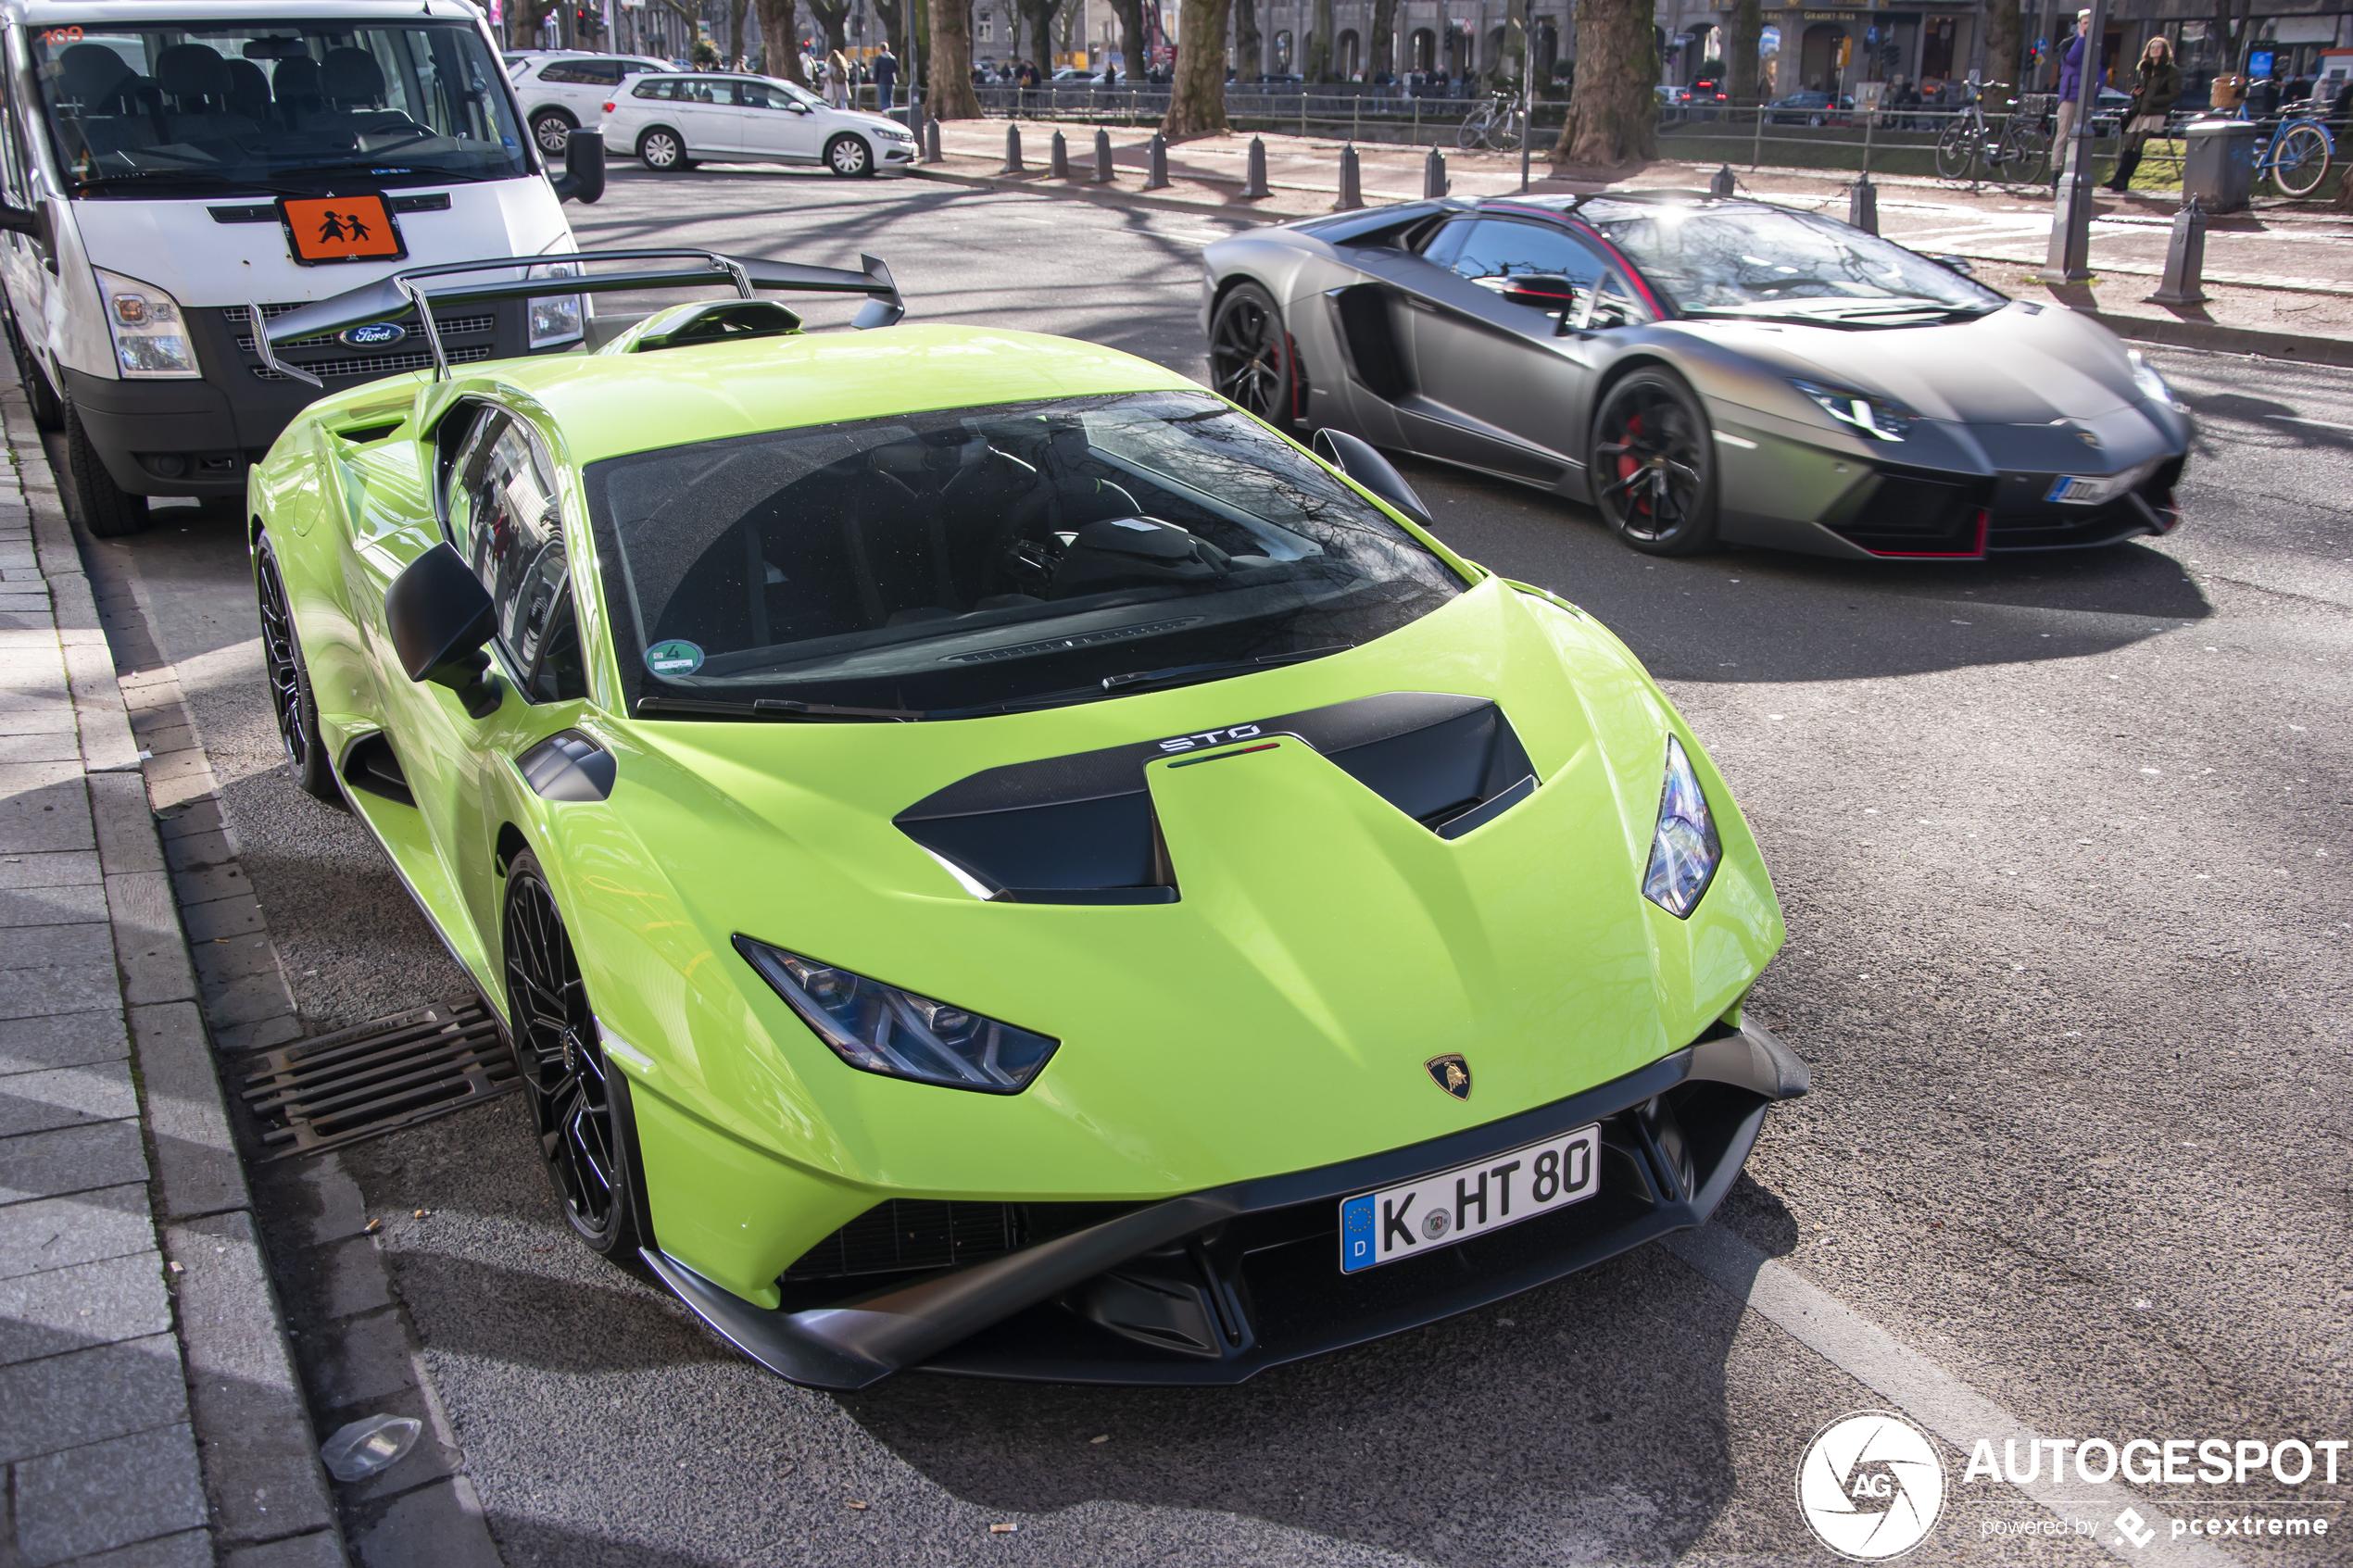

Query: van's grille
[[254, 345, 495, 381], [234, 314, 495, 354]]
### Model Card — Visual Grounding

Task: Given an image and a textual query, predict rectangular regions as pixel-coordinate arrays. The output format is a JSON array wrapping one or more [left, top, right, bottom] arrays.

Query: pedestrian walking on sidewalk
[[2052, 10, 2090, 188], [828, 48, 852, 108], [873, 44, 898, 111], [2108, 36, 2179, 192]]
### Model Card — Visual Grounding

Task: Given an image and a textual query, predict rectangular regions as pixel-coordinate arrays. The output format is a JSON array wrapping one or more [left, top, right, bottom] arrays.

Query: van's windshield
[[31, 20, 529, 196]]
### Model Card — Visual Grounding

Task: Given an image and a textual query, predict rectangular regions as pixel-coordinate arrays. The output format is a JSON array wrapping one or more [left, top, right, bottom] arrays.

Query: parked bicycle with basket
[[1934, 80, 2051, 191]]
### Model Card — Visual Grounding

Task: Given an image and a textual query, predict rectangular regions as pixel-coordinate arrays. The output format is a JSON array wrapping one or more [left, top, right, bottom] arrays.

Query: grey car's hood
[[1690, 301, 2137, 424]]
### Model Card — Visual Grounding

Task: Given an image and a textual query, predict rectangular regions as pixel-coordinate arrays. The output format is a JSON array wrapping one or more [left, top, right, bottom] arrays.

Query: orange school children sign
[[280, 194, 405, 265]]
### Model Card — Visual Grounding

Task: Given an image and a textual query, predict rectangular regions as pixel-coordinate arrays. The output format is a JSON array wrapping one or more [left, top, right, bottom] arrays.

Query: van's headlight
[[94, 269, 197, 378], [1642, 734, 1721, 919], [734, 936, 1060, 1093], [527, 259, 585, 349]]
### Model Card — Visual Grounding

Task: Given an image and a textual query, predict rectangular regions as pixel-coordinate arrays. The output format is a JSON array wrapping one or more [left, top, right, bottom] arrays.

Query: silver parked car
[[1202, 193, 2191, 559]]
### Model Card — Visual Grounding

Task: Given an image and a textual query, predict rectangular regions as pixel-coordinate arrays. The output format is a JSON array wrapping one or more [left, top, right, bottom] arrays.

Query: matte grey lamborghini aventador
[[1202, 193, 2192, 561]]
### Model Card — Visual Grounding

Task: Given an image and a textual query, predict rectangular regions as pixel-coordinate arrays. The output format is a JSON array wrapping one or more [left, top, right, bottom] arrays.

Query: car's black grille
[[780, 1199, 1139, 1283], [253, 345, 495, 381], [234, 314, 495, 353], [1828, 470, 1991, 557]]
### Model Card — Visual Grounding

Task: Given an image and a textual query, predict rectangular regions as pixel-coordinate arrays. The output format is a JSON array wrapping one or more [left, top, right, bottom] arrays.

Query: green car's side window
[[446, 407, 586, 705]]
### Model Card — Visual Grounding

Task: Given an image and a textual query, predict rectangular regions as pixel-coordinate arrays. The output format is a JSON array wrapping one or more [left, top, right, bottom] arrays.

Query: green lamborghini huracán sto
[[245, 250, 1805, 1388]]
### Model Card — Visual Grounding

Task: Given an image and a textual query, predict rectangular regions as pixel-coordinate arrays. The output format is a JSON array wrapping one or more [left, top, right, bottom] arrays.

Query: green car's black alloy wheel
[[1590, 370, 1718, 557], [253, 533, 341, 805], [505, 853, 646, 1260], [1209, 282, 1296, 425]]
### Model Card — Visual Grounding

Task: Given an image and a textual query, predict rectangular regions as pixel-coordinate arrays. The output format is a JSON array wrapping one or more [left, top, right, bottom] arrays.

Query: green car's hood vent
[[891, 692, 1536, 904]]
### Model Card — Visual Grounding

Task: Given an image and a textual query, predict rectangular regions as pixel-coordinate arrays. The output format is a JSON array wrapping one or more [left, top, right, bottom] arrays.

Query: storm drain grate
[[241, 997, 519, 1160]]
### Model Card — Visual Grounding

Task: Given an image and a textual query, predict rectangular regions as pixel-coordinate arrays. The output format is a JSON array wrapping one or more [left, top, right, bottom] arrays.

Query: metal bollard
[[1335, 143, 1363, 210], [924, 117, 942, 163], [1002, 122, 1024, 174], [1051, 129, 1069, 178], [2146, 196, 2209, 305], [1094, 127, 1114, 182], [1145, 132, 1171, 189], [1846, 173, 1879, 234], [1242, 136, 1270, 199], [1423, 147, 1448, 199], [1710, 164, 1735, 196]]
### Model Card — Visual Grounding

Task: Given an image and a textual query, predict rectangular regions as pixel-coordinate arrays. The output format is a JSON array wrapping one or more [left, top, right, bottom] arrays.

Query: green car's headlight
[[1791, 378, 1914, 441], [734, 936, 1059, 1093], [1642, 735, 1721, 920]]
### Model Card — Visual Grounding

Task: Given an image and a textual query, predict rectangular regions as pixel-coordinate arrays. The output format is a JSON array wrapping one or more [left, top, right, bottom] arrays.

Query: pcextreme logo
[[1797, 1410, 1947, 1561]]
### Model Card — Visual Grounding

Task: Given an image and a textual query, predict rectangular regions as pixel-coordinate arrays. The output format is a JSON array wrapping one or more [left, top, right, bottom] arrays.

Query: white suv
[[513, 52, 672, 157], [598, 72, 917, 177]]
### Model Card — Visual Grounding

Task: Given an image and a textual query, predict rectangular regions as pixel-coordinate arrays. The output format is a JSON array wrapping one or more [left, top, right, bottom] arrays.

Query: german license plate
[[1339, 1124, 1601, 1274], [2044, 471, 2132, 506]]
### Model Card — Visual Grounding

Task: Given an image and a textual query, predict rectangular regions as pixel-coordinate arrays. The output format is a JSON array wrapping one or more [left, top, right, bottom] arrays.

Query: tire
[[1933, 120, 1976, 181], [1587, 369, 1718, 557], [5, 305, 62, 433], [1456, 116, 1484, 150], [504, 851, 650, 1261], [1491, 116, 1522, 154], [253, 530, 342, 807], [638, 126, 687, 171], [825, 132, 874, 177], [2270, 123, 2330, 197], [1995, 126, 2050, 193], [60, 397, 147, 538], [1207, 282, 1297, 427], [530, 107, 576, 158]]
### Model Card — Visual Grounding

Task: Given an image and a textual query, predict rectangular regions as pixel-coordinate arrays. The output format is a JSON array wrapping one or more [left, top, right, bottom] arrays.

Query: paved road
[[77, 166, 2352, 1566]]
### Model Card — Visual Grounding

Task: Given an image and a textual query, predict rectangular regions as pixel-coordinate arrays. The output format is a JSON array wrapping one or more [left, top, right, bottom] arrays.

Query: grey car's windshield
[[585, 392, 1465, 720], [1589, 205, 2005, 320], [35, 20, 527, 195]]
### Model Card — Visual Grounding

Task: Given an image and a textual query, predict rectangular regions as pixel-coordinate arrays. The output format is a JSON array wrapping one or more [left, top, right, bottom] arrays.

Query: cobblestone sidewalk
[[0, 377, 344, 1566]]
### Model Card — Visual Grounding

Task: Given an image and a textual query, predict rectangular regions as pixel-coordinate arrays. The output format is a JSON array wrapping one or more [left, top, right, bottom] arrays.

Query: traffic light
[[574, 5, 604, 38]]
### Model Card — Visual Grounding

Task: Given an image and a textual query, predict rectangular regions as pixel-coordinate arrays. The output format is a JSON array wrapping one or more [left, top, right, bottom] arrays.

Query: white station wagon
[[597, 71, 916, 177]]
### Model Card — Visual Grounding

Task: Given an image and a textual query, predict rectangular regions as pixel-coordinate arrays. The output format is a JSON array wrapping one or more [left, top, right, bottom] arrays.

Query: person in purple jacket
[[2051, 10, 2091, 187]]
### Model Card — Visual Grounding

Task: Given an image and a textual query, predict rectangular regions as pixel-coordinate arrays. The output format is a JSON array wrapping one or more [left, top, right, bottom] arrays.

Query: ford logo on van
[[339, 321, 407, 348]]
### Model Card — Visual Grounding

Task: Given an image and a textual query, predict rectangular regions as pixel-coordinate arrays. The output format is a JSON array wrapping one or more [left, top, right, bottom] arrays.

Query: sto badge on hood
[[1427, 1054, 1472, 1100]]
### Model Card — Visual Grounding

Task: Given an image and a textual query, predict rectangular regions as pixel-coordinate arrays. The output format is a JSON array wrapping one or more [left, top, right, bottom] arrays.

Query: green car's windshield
[[585, 392, 1466, 719], [33, 19, 527, 196]]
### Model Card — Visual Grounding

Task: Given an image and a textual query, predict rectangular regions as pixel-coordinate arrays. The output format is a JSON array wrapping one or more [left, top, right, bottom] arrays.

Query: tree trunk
[[1018, 0, 1064, 67], [808, 0, 850, 55], [727, 0, 749, 66], [1303, 0, 1332, 80], [1727, 0, 1758, 101], [1369, 0, 1394, 77], [507, 0, 560, 49], [926, 0, 985, 113], [1235, 0, 1262, 79], [753, 0, 810, 81], [1549, 0, 1655, 169], [1164, 0, 1234, 133], [874, 0, 907, 68], [1110, 0, 1146, 80], [1499, 0, 1526, 92], [1982, 0, 2020, 110]]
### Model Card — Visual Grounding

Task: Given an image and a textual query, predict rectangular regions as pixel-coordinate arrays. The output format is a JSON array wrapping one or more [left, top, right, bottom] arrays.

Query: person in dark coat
[[873, 44, 898, 111], [2107, 34, 2180, 191]]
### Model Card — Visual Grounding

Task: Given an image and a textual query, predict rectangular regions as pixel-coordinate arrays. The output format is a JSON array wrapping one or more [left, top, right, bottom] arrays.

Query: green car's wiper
[[634, 696, 925, 721]]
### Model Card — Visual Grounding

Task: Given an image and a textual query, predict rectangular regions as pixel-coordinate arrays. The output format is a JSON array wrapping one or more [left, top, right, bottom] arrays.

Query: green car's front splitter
[[641, 1020, 1806, 1389]]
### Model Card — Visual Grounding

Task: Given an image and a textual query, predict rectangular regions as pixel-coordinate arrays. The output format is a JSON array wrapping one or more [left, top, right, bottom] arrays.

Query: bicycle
[[2239, 104, 2334, 197], [1456, 92, 1523, 153], [1933, 80, 2051, 193]]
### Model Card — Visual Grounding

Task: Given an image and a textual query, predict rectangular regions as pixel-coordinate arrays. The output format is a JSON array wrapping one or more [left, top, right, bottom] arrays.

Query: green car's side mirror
[[1312, 428, 1436, 530], [387, 543, 502, 719]]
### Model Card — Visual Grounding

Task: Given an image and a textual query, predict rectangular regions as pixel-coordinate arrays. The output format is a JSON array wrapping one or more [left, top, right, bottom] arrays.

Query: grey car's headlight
[[94, 268, 197, 378], [1642, 735, 1721, 920], [1791, 378, 1914, 441], [735, 935, 1059, 1093], [2127, 348, 2185, 412]]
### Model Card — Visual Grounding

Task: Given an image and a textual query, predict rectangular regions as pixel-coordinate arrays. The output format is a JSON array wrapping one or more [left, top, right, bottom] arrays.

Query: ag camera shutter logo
[[1797, 1411, 1946, 1561]]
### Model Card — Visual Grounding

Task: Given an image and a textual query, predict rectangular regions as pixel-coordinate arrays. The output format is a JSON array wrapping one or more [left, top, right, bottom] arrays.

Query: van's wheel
[[60, 398, 148, 539], [825, 133, 874, 177], [1589, 369, 1719, 557], [4, 307, 62, 432], [505, 852, 651, 1261], [530, 108, 576, 157], [637, 127, 687, 172], [253, 530, 343, 807], [1209, 282, 1297, 427]]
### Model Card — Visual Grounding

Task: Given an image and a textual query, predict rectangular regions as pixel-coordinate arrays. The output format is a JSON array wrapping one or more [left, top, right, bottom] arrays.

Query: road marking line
[[2269, 414, 2353, 433], [1665, 1223, 2243, 1567]]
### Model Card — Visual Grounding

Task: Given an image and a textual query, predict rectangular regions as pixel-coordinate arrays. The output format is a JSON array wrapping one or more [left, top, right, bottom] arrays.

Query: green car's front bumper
[[643, 1018, 1806, 1389]]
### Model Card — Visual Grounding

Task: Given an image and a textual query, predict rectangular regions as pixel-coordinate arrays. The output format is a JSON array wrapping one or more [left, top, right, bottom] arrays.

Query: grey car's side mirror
[[551, 130, 605, 205], [386, 543, 502, 719], [1312, 428, 1437, 529]]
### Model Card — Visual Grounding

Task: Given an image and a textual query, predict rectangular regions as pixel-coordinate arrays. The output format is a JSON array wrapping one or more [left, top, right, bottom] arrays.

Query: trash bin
[[2183, 119, 2258, 212]]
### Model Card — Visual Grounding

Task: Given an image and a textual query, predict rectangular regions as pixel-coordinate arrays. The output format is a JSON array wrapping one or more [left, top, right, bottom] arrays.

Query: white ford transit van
[[0, 0, 603, 534]]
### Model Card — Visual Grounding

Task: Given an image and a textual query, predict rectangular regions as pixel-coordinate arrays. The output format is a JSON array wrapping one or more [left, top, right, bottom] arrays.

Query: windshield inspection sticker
[[645, 640, 705, 678]]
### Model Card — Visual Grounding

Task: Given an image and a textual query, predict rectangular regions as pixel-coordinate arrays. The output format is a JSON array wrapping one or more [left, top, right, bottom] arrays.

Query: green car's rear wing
[[252, 248, 905, 387]]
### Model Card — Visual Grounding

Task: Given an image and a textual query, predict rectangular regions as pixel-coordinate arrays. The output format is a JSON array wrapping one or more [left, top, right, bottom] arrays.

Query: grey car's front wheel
[[1208, 282, 1297, 427], [1589, 369, 1719, 557]]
